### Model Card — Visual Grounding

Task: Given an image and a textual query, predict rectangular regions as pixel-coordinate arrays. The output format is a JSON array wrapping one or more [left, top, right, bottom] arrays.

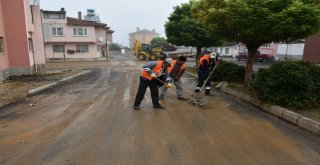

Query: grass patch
[[295, 108, 320, 122]]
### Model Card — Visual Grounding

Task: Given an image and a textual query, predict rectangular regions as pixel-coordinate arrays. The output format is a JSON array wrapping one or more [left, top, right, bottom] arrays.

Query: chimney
[[136, 27, 140, 32], [61, 8, 65, 12], [78, 11, 82, 20]]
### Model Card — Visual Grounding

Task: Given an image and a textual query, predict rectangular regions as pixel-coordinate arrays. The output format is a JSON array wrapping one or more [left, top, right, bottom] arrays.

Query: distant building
[[215, 42, 242, 57], [276, 41, 305, 61], [215, 42, 277, 58], [129, 27, 159, 48], [41, 8, 114, 60], [303, 33, 320, 63], [0, 0, 46, 82]]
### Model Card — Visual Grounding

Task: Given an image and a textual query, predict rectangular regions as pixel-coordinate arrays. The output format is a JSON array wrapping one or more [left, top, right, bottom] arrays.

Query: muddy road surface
[[0, 52, 319, 165]]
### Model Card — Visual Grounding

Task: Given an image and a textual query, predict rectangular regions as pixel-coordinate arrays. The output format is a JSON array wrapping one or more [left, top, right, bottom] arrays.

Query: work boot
[[153, 104, 166, 109], [177, 96, 187, 100], [205, 89, 211, 96], [133, 106, 140, 110]]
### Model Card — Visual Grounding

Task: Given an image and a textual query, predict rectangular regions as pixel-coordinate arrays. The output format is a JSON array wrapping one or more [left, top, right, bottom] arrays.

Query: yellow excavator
[[133, 40, 163, 60]]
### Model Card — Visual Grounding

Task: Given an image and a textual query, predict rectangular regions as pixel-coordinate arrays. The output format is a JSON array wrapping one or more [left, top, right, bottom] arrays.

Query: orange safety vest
[[199, 54, 210, 66], [167, 60, 186, 75], [141, 61, 164, 80]]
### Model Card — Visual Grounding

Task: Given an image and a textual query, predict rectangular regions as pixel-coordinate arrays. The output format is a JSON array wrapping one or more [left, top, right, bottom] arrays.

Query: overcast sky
[[40, 0, 190, 47]]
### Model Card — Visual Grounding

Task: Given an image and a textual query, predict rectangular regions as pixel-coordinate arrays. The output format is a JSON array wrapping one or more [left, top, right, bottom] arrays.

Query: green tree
[[109, 43, 122, 50], [150, 37, 167, 47], [165, 1, 221, 62], [194, 0, 320, 85]]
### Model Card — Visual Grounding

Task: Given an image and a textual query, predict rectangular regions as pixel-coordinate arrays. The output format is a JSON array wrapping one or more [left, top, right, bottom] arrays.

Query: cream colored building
[[129, 27, 159, 48], [41, 8, 114, 60]]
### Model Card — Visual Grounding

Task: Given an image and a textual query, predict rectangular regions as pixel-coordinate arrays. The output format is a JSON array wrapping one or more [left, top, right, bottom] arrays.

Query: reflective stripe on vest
[[167, 60, 185, 74], [141, 61, 164, 80]]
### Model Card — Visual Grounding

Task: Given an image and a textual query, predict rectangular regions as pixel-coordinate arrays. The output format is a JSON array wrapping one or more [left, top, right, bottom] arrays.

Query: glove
[[165, 83, 173, 88], [151, 73, 157, 78]]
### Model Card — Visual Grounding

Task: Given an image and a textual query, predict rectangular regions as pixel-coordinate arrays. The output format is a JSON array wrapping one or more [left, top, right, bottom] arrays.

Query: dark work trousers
[[134, 76, 161, 107], [196, 70, 211, 89]]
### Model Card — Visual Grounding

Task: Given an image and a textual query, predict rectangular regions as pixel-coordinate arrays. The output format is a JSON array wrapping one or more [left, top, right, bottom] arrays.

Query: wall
[[107, 32, 113, 43], [219, 46, 239, 57], [42, 21, 96, 43], [45, 43, 98, 59], [2, 0, 31, 76], [303, 33, 320, 63], [277, 43, 304, 61], [129, 32, 158, 48], [31, 5, 46, 63], [0, 1, 9, 81], [42, 18, 66, 42]]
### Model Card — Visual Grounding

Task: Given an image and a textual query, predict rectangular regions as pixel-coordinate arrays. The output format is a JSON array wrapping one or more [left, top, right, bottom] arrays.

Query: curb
[[219, 84, 320, 136], [28, 70, 92, 94], [185, 71, 320, 136]]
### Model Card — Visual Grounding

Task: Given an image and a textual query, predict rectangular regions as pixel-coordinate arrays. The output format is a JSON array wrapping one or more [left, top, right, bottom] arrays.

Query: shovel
[[154, 77, 205, 107]]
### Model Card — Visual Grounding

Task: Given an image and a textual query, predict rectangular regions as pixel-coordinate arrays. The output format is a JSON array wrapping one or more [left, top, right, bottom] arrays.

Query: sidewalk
[[0, 69, 91, 108], [186, 71, 320, 136]]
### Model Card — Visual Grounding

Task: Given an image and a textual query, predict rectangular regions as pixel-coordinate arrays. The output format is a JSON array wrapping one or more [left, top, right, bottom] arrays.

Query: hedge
[[252, 61, 320, 109]]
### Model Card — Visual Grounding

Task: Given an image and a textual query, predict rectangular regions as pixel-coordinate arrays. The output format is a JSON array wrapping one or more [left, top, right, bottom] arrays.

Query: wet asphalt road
[[0, 51, 319, 164]]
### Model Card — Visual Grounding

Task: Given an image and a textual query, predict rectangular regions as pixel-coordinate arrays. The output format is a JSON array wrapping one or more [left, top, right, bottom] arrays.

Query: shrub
[[211, 60, 246, 83], [253, 61, 320, 109]]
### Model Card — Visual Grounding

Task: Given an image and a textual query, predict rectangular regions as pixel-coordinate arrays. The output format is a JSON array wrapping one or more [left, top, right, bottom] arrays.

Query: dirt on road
[[0, 54, 319, 164]]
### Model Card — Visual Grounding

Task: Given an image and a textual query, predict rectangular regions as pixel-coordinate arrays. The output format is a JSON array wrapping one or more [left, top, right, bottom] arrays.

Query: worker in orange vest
[[159, 56, 187, 100], [195, 53, 218, 95], [133, 58, 173, 110]]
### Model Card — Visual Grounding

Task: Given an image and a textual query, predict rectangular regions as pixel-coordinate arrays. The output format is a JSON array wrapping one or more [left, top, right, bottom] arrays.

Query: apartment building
[[41, 8, 114, 60], [0, 0, 46, 81], [129, 27, 159, 48]]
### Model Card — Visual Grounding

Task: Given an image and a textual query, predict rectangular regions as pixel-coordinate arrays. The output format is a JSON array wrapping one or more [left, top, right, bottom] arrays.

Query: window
[[263, 43, 271, 48], [28, 38, 34, 52], [52, 27, 63, 36], [0, 37, 4, 53], [76, 45, 89, 52], [53, 45, 65, 52], [225, 48, 229, 54], [73, 28, 88, 36]]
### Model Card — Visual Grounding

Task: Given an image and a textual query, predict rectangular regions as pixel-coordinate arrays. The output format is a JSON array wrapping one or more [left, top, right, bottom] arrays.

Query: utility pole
[[105, 27, 109, 61]]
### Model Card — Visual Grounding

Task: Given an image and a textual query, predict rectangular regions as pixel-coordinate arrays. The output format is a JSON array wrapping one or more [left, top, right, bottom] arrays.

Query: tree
[[165, 1, 221, 63], [150, 37, 167, 47], [194, 0, 320, 85], [109, 43, 122, 50]]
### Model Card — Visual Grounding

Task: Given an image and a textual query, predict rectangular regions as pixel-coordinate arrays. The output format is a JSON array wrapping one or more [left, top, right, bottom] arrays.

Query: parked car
[[236, 51, 274, 62]]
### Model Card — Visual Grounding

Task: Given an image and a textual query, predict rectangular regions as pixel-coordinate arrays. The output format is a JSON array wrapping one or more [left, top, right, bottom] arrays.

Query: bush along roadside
[[211, 60, 246, 83], [252, 61, 320, 109]]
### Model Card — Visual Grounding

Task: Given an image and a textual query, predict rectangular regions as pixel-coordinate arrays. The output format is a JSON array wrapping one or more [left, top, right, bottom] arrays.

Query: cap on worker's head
[[165, 57, 173, 66]]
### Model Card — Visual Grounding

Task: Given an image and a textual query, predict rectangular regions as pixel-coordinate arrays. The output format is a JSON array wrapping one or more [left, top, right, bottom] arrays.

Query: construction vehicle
[[133, 40, 164, 60], [133, 40, 196, 60]]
